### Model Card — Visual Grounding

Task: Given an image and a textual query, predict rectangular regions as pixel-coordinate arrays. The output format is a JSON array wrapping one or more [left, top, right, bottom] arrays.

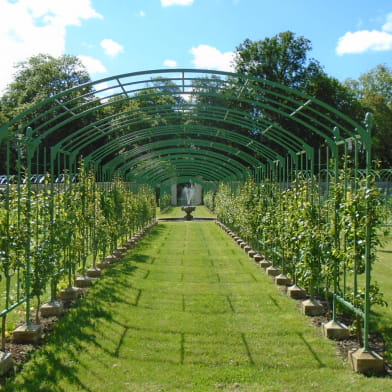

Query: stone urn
[[181, 205, 196, 220]]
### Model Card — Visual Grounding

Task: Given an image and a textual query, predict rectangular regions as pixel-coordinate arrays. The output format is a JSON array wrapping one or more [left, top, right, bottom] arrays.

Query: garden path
[[4, 208, 392, 391]]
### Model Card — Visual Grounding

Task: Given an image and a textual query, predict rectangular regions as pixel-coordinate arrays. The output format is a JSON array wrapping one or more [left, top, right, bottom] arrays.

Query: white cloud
[[190, 44, 234, 72], [139, 10, 146, 17], [336, 12, 392, 55], [77, 55, 107, 74], [382, 12, 392, 32], [161, 0, 194, 7], [163, 59, 178, 67], [336, 30, 392, 55], [0, 0, 102, 92], [100, 39, 124, 57]]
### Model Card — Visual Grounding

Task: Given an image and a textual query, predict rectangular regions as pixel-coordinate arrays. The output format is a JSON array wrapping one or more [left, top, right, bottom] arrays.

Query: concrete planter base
[[0, 352, 13, 375], [109, 251, 122, 260], [124, 241, 134, 249], [253, 254, 263, 262], [275, 274, 291, 286], [96, 260, 112, 269], [348, 348, 384, 375], [105, 254, 119, 264], [75, 276, 94, 288], [248, 250, 257, 258], [287, 284, 307, 299], [321, 320, 350, 340], [40, 301, 64, 317], [86, 267, 102, 278], [301, 299, 324, 316], [266, 265, 281, 277], [259, 259, 272, 269], [58, 286, 82, 301], [13, 323, 41, 344]]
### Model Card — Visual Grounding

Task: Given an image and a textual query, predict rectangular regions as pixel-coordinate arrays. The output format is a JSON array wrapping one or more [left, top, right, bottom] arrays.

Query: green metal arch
[[107, 137, 262, 173], [112, 149, 251, 183], [0, 68, 370, 186]]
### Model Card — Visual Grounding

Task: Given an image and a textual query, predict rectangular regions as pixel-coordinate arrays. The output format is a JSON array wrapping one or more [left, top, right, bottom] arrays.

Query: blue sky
[[0, 0, 391, 93]]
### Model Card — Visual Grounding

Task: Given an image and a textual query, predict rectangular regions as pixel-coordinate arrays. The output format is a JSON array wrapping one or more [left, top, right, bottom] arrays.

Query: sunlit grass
[[372, 233, 392, 362], [156, 205, 216, 219], [2, 221, 392, 391]]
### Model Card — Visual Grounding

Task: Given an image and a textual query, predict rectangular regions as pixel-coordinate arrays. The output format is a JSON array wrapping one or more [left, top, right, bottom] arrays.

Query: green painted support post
[[363, 113, 373, 352], [25, 126, 34, 326]]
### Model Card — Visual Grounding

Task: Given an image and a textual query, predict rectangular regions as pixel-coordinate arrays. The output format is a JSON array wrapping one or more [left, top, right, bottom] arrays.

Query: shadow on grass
[[297, 332, 326, 368], [268, 294, 282, 310], [371, 310, 392, 362], [1, 261, 144, 391], [2, 300, 113, 391]]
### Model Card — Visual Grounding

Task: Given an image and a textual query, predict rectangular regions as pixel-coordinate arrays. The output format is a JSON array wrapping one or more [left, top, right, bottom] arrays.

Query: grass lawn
[[2, 208, 392, 391], [372, 232, 392, 362], [156, 205, 216, 219]]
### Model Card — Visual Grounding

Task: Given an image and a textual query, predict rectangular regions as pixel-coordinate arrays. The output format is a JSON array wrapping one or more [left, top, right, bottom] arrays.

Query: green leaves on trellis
[[210, 173, 385, 311], [0, 165, 156, 328]]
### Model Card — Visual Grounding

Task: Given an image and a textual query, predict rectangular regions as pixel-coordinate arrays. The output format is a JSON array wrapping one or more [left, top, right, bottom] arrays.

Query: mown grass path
[[3, 211, 391, 391]]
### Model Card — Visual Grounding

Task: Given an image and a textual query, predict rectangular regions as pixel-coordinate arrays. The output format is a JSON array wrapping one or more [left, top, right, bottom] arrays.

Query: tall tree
[[234, 31, 323, 89], [345, 65, 392, 167], [0, 54, 98, 173], [1, 54, 92, 116], [233, 31, 364, 160]]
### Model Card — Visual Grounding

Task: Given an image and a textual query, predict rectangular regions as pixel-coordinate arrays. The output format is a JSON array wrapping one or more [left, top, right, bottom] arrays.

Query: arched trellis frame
[[0, 69, 378, 353]]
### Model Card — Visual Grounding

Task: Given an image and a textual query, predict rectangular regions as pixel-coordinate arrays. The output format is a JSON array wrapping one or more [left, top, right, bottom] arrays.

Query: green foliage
[[203, 190, 215, 211], [214, 169, 385, 321], [234, 31, 322, 89], [159, 192, 171, 212], [0, 162, 156, 334], [0, 54, 98, 173], [345, 64, 392, 167]]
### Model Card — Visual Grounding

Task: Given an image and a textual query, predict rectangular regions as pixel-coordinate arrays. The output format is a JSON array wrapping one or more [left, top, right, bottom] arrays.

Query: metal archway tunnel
[[0, 68, 372, 188]]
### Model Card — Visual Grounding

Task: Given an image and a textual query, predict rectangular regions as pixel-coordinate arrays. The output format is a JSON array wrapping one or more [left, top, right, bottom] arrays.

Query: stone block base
[[0, 352, 13, 375], [105, 254, 119, 263], [124, 241, 135, 249], [321, 320, 350, 340], [287, 285, 307, 299], [58, 286, 82, 301], [259, 259, 272, 269], [349, 348, 384, 374], [96, 260, 112, 269], [40, 301, 64, 317], [253, 254, 263, 262], [75, 276, 94, 288], [301, 299, 324, 316], [266, 266, 281, 277], [275, 274, 291, 286], [248, 250, 257, 258], [13, 324, 42, 344], [86, 267, 102, 278]]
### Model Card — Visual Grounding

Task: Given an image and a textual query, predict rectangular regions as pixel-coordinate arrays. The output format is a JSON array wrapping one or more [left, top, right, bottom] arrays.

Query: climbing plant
[[210, 168, 386, 343]]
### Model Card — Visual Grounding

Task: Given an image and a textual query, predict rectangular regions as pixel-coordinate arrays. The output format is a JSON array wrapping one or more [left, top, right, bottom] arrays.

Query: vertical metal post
[[24, 127, 33, 326], [49, 147, 57, 302], [330, 129, 340, 323], [363, 113, 373, 352]]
